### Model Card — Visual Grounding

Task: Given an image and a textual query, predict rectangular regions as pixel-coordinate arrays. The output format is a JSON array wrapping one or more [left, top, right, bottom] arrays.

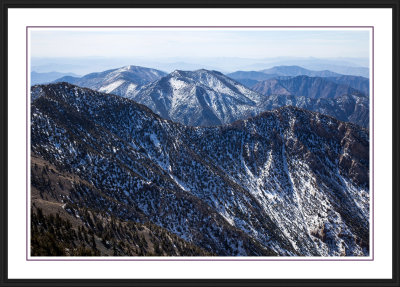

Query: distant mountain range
[[31, 71, 80, 85], [238, 59, 369, 78], [52, 65, 369, 128], [226, 65, 342, 87], [252, 75, 364, 99], [227, 65, 369, 92], [300, 64, 369, 78], [32, 56, 369, 76], [31, 83, 369, 256]]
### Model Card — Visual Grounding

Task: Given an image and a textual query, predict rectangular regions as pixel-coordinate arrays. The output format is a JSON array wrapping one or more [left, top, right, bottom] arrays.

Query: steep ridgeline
[[31, 83, 370, 257], [54, 65, 167, 97], [130, 69, 264, 126]]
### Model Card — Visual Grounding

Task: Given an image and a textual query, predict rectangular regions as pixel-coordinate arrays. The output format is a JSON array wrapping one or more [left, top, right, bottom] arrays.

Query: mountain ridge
[[31, 83, 370, 256], [52, 66, 369, 128]]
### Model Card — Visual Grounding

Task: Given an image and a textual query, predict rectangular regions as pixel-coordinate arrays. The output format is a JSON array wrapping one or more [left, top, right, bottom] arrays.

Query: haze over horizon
[[30, 29, 370, 75]]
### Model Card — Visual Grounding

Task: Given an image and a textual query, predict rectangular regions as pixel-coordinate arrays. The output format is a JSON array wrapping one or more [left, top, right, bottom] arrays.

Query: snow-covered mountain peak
[[53, 65, 167, 98], [131, 69, 265, 126], [118, 65, 135, 72]]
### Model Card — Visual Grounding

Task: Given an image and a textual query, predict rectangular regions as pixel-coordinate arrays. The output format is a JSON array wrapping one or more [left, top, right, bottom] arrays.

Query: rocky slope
[[31, 83, 370, 256]]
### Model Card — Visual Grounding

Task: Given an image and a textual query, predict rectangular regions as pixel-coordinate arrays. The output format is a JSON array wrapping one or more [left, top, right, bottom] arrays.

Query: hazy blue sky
[[31, 29, 370, 59]]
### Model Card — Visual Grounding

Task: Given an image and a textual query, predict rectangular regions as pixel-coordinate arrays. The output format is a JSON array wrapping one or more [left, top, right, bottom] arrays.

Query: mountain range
[[227, 65, 343, 88], [252, 75, 365, 99], [32, 56, 369, 76], [227, 66, 369, 92], [31, 83, 369, 256], [53, 65, 369, 128]]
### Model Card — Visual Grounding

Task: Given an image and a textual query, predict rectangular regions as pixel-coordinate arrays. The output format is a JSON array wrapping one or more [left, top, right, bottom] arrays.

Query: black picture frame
[[1, 0, 399, 286]]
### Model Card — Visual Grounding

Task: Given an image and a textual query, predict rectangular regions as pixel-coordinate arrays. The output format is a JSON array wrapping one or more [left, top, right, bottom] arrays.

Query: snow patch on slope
[[99, 80, 125, 93]]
